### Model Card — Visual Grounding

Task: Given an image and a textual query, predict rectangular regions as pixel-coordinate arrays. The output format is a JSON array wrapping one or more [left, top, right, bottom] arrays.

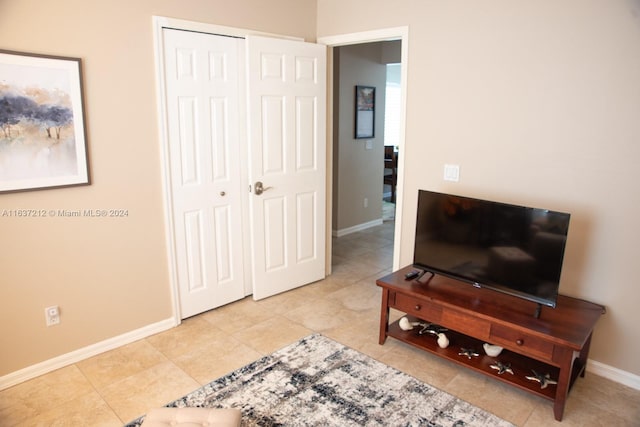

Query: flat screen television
[[413, 190, 570, 309]]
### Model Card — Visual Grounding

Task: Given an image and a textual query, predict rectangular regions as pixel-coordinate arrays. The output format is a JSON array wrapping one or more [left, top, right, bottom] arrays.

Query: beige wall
[[333, 43, 388, 233], [3, 0, 640, 383], [319, 0, 640, 376], [0, 0, 317, 377]]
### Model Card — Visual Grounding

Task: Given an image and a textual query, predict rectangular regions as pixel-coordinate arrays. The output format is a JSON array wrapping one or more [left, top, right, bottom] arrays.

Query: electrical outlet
[[45, 306, 60, 326], [444, 164, 460, 182], [364, 197, 368, 208]]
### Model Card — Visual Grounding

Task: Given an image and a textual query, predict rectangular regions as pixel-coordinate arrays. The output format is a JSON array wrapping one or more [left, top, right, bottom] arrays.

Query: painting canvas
[[355, 85, 375, 139], [0, 50, 89, 193]]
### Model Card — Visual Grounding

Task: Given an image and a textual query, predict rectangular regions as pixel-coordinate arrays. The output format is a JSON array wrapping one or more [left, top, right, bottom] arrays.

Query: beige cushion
[[140, 408, 241, 427]]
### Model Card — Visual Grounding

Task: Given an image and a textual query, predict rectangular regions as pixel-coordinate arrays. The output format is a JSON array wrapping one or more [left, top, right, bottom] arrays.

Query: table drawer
[[490, 324, 554, 361], [441, 309, 491, 340], [394, 293, 442, 322]]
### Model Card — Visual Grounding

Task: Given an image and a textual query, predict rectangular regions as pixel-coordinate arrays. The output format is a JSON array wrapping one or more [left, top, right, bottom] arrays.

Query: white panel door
[[164, 29, 245, 318], [247, 35, 327, 300]]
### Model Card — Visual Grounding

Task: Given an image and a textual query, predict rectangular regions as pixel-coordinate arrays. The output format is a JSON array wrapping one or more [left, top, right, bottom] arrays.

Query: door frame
[[318, 27, 409, 273], [152, 16, 304, 322], [153, 17, 408, 322]]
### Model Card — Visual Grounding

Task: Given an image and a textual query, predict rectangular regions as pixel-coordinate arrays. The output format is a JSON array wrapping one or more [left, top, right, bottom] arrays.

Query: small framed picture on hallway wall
[[355, 85, 375, 139], [0, 49, 90, 193]]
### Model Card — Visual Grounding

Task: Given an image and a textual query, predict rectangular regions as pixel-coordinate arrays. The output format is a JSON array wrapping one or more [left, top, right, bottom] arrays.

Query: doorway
[[319, 27, 408, 273]]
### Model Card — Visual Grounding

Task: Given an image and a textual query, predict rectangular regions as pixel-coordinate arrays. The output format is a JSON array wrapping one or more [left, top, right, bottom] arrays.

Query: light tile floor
[[1, 220, 639, 426]]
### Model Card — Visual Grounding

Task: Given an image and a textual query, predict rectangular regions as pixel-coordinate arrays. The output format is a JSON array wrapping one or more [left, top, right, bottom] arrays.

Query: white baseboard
[[0, 317, 178, 391], [3, 317, 639, 393], [333, 218, 383, 237], [587, 359, 640, 390]]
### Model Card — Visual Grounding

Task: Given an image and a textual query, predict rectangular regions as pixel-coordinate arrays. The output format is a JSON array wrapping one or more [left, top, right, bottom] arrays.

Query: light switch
[[365, 140, 373, 150], [444, 164, 460, 182]]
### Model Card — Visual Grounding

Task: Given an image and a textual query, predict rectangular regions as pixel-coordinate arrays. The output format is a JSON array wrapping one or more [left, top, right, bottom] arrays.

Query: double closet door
[[162, 28, 326, 319]]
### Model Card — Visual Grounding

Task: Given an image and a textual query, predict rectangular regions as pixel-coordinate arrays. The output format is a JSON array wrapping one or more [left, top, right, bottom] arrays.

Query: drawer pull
[[415, 304, 421, 311], [516, 339, 524, 346]]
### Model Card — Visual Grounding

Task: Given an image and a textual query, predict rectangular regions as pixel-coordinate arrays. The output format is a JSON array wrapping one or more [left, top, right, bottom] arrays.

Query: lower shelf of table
[[386, 317, 560, 401]]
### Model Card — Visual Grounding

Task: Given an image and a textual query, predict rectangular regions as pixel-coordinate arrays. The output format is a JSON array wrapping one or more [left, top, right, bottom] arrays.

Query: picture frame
[[0, 49, 90, 193], [354, 85, 375, 139]]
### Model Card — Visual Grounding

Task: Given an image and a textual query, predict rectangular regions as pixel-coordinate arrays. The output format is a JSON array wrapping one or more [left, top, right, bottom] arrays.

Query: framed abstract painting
[[355, 85, 375, 139], [0, 49, 90, 193]]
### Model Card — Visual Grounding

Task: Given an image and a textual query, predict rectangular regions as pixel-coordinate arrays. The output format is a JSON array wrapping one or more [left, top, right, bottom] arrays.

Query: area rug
[[125, 334, 513, 426]]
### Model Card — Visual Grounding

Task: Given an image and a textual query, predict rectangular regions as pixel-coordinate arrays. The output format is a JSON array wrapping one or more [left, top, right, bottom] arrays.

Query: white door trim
[[152, 16, 305, 323], [153, 16, 303, 41], [318, 27, 409, 272]]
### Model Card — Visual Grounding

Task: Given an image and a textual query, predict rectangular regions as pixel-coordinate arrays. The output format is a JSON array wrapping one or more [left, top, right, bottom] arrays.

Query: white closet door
[[163, 29, 245, 318], [246, 35, 327, 300]]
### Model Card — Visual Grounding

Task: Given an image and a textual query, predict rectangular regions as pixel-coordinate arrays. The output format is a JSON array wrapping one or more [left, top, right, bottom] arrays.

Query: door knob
[[220, 191, 226, 196], [254, 181, 273, 195]]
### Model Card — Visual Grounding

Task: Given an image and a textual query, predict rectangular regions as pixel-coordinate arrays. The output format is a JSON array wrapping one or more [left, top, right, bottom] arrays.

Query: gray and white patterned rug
[[125, 334, 513, 426]]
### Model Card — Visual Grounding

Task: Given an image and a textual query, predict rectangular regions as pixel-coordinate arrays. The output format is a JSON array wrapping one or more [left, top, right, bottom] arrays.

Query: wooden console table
[[377, 266, 604, 421]]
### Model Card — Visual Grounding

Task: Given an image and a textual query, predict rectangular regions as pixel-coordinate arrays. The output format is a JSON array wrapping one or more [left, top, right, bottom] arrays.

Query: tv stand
[[377, 266, 604, 422]]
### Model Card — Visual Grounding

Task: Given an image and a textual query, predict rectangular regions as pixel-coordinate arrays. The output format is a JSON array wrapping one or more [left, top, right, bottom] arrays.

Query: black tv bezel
[[412, 190, 571, 309]]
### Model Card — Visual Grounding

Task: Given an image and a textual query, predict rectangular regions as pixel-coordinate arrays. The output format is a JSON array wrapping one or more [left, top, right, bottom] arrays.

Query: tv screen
[[413, 190, 570, 308]]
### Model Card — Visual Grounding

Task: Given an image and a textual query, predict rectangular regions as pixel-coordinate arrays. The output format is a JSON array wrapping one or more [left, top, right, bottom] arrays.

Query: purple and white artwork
[[0, 50, 89, 193]]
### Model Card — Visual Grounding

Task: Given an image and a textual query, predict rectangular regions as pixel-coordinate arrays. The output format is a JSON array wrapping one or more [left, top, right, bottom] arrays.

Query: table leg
[[553, 348, 575, 421], [379, 288, 390, 344]]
